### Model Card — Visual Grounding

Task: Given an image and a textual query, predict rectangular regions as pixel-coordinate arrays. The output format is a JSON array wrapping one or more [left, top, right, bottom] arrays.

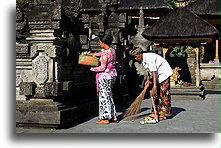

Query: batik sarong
[[152, 77, 172, 117], [98, 77, 116, 120]]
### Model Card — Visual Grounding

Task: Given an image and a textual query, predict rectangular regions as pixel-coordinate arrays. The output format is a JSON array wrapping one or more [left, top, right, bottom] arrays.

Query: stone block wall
[[200, 63, 220, 90]]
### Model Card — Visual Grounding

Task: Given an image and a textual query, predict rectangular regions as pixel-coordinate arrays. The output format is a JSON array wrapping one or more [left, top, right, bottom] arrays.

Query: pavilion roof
[[186, 0, 220, 16], [142, 7, 219, 41]]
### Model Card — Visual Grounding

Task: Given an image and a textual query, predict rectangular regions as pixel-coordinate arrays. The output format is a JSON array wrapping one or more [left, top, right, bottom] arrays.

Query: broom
[[123, 81, 150, 121]]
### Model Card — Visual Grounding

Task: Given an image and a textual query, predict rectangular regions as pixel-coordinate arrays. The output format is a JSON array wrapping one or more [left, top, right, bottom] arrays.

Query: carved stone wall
[[16, 44, 33, 100], [16, 0, 63, 100]]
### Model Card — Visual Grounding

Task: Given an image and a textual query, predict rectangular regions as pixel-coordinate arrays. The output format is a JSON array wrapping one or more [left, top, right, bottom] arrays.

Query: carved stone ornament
[[44, 45, 62, 58], [19, 82, 36, 96], [33, 55, 49, 85], [16, 75, 23, 87], [51, 5, 61, 20], [62, 0, 82, 18], [44, 82, 62, 96], [16, 44, 29, 54], [16, 6, 23, 21]]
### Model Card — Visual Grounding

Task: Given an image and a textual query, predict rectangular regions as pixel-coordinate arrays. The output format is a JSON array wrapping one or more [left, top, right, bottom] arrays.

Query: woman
[[90, 35, 118, 124], [130, 47, 173, 123]]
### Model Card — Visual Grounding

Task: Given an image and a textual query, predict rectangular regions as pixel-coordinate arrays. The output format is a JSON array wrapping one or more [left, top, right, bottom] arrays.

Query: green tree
[[16, 0, 33, 3], [166, 0, 197, 8], [166, 0, 177, 8]]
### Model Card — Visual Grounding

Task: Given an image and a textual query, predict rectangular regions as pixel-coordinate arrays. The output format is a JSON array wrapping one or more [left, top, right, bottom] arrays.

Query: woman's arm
[[95, 52, 102, 56], [90, 53, 108, 72]]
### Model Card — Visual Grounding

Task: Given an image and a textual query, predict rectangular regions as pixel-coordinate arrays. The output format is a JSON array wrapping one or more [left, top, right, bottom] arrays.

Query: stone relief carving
[[35, 87, 45, 98], [19, 82, 36, 96], [62, 0, 82, 17], [16, 75, 23, 87], [45, 82, 62, 96], [45, 45, 62, 58], [33, 55, 49, 85], [16, 6, 23, 21], [16, 71, 29, 87], [51, 5, 61, 20], [16, 44, 29, 54]]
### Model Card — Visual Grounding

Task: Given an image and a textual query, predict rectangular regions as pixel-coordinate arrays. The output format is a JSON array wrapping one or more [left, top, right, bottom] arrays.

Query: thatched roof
[[118, 0, 173, 10], [142, 7, 219, 40], [186, 0, 220, 16]]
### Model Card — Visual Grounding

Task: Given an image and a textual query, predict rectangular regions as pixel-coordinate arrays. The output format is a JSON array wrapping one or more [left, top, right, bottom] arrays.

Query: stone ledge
[[171, 86, 205, 100], [16, 98, 98, 128]]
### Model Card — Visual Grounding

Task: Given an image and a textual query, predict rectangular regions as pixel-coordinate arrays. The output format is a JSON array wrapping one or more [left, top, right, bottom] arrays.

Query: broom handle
[[151, 96, 157, 117]]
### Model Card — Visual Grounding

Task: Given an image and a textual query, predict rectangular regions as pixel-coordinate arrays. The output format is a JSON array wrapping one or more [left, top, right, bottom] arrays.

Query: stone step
[[171, 86, 204, 100], [171, 95, 204, 100], [16, 98, 98, 128], [171, 91, 204, 95], [202, 81, 220, 90]]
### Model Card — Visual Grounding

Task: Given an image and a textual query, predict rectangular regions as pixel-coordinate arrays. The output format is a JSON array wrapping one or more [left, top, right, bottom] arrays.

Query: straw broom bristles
[[123, 81, 150, 121]]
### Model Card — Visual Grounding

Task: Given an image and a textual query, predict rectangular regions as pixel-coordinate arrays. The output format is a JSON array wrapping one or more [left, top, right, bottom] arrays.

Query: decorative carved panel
[[33, 55, 49, 85], [19, 82, 36, 96], [44, 82, 62, 96]]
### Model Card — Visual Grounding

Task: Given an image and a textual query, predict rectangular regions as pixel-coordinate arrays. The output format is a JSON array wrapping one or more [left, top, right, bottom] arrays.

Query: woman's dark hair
[[99, 34, 113, 46]]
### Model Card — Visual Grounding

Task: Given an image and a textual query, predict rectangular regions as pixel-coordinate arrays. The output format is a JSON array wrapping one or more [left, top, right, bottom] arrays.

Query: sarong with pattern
[[98, 77, 116, 120], [152, 77, 172, 117]]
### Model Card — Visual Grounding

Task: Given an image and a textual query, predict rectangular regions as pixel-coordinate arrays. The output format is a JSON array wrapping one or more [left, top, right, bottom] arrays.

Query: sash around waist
[[107, 65, 116, 69]]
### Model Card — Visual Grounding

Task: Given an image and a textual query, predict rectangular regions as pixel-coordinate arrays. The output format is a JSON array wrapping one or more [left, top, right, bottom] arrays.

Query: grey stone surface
[[44, 82, 63, 97], [19, 82, 36, 96], [16, 99, 61, 126], [16, 90, 220, 133], [171, 86, 205, 100], [16, 44, 29, 54]]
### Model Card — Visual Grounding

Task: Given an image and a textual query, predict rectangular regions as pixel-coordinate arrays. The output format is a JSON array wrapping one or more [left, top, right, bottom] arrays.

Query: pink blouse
[[90, 47, 117, 79]]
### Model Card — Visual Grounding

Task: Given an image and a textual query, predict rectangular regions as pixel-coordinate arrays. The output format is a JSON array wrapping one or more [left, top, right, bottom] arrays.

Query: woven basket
[[78, 55, 100, 67]]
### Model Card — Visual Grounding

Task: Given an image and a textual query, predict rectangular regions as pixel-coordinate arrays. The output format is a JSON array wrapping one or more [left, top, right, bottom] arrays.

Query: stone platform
[[200, 63, 220, 90], [16, 99, 98, 128], [202, 80, 220, 90], [171, 85, 205, 100]]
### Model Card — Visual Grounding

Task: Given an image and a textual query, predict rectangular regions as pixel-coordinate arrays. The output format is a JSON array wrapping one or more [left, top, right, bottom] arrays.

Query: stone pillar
[[186, 48, 196, 84], [163, 48, 169, 58], [195, 47, 201, 87], [20, 0, 63, 99], [214, 40, 219, 64]]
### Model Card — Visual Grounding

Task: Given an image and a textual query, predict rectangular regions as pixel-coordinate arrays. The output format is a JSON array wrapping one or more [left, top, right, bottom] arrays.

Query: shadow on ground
[[58, 98, 186, 129], [204, 90, 221, 95]]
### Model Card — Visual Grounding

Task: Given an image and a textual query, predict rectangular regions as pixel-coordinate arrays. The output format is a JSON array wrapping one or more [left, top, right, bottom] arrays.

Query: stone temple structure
[[16, 0, 219, 128]]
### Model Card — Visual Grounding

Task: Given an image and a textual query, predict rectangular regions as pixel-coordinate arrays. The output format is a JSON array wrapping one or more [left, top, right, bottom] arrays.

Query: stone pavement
[[16, 90, 220, 133]]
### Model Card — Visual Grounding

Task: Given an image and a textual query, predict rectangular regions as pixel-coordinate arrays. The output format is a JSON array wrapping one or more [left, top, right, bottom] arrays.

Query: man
[[130, 47, 173, 124]]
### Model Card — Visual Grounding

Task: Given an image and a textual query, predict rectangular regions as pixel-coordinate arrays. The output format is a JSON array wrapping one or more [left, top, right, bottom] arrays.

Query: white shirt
[[142, 53, 173, 83]]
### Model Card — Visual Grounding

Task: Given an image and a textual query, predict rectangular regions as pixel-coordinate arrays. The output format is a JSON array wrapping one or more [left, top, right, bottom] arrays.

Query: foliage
[[16, 0, 34, 3], [169, 45, 192, 58], [188, 0, 197, 4], [166, 0, 176, 8], [166, 0, 197, 8], [16, 30, 31, 44], [16, 39, 31, 44]]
